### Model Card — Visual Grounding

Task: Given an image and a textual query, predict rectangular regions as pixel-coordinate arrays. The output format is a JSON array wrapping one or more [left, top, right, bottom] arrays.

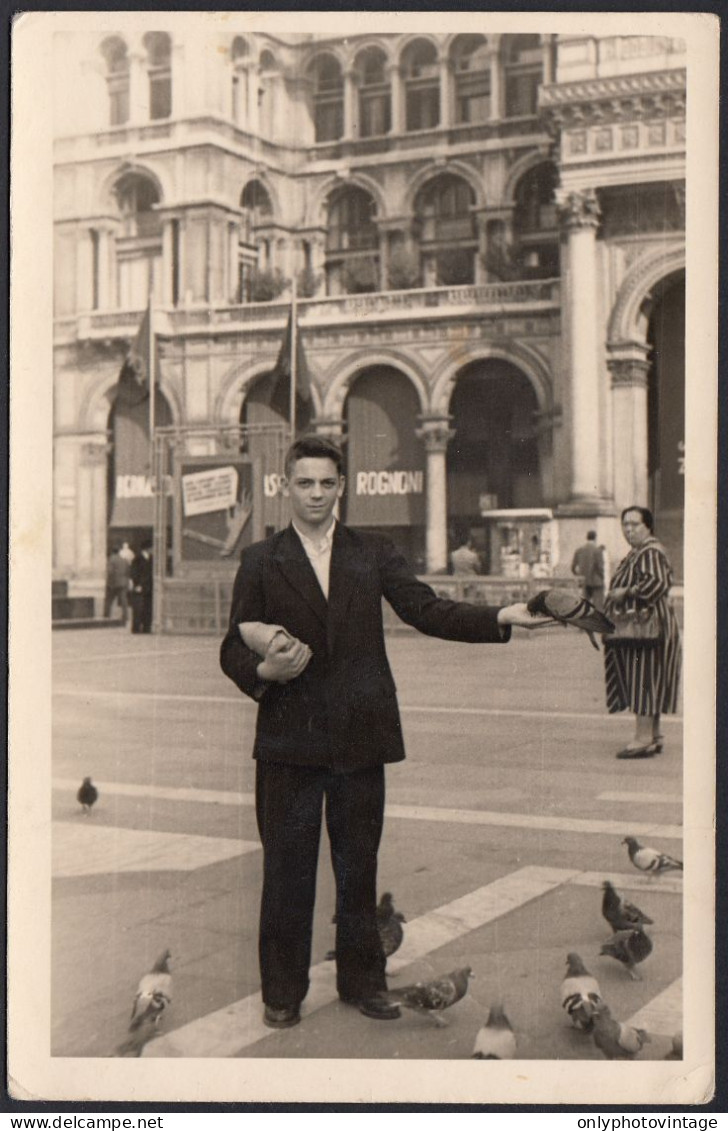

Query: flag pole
[[148, 286, 155, 474], [289, 274, 297, 445]]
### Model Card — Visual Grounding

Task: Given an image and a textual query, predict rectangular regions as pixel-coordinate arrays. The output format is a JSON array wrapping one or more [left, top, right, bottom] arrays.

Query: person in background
[[118, 540, 135, 565], [220, 435, 553, 1032], [604, 506, 682, 759], [571, 530, 605, 610], [450, 537, 481, 576], [103, 546, 130, 625], [130, 540, 154, 634]]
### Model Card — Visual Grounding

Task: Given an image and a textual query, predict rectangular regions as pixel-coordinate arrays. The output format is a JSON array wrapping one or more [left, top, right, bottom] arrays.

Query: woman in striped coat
[[604, 506, 682, 759]]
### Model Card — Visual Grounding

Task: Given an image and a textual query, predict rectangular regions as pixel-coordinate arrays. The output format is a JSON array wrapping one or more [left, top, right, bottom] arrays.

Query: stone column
[[161, 218, 175, 305], [556, 188, 607, 511], [128, 49, 149, 124], [313, 417, 346, 445], [489, 51, 502, 119], [607, 345, 651, 511], [387, 63, 403, 133], [344, 68, 359, 139], [96, 225, 115, 309], [416, 417, 455, 572], [438, 54, 453, 128]]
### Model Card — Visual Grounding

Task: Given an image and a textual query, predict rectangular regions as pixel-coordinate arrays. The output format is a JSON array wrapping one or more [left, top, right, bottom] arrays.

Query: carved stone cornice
[[540, 68, 686, 133], [556, 187, 601, 231], [415, 416, 455, 453]]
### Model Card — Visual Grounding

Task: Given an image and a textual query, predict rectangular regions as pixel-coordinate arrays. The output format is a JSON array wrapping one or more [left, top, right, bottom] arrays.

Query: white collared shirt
[[292, 518, 335, 599]]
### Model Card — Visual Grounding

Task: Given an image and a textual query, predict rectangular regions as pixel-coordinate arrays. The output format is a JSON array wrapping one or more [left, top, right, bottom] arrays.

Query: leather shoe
[[340, 993, 401, 1020], [263, 1005, 301, 1029], [616, 742, 660, 759]]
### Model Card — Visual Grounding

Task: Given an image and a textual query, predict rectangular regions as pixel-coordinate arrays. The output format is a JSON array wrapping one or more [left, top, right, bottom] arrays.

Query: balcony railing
[[57, 279, 561, 342]]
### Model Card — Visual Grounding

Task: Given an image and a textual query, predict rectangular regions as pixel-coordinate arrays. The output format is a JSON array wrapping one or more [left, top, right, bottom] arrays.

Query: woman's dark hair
[[284, 435, 344, 477], [621, 505, 654, 532]]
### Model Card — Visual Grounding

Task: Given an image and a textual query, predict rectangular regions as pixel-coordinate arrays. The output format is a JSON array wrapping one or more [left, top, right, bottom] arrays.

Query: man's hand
[[497, 602, 557, 630], [608, 587, 630, 603], [257, 633, 312, 683]]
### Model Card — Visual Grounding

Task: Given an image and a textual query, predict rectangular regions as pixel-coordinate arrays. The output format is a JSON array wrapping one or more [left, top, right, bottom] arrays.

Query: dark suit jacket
[[220, 524, 509, 772], [130, 552, 153, 593]]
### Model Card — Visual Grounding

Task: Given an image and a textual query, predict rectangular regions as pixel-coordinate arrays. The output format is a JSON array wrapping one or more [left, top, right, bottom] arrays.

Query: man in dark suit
[[130, 540, 153, 633], [220, 436, 551, 1030]]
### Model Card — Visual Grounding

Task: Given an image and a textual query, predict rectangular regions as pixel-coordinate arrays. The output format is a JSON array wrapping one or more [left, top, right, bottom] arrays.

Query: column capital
[[607, 357, 650, 388], [556, 188, 601, 231], [312, 418, 347, 444], [416, 416, 455, 452], [607, 340, 651, 387]]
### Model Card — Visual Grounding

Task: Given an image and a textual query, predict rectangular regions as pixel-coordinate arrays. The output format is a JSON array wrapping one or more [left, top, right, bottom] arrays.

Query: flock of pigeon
[[75, 774, 682, 1061]]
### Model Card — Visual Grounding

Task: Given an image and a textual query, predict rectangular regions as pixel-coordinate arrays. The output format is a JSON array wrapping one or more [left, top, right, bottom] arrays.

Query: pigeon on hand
[[665, 1032, 683, 1060], [592, 1002, 651, 1059], [471, 1004, 517, 1059], [601, 880, 654, 932], [77, 777, 98, 815], [326, 891, 406, 964], [560, 952, 604, 1031], [600, 928, 653, 980], [385, 965, 474, 1027], [622, 836, 683, 877], [526, 589, 614, 650]]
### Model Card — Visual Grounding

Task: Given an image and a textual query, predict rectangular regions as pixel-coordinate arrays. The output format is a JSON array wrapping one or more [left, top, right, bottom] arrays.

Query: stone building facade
[[52, 26, 686, 602]]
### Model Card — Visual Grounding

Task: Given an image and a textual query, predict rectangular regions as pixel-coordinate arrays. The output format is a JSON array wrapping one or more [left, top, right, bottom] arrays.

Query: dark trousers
[[130, 590, 152, 633], [104, 585, 128, 624], [255, 761, 387, 1009]]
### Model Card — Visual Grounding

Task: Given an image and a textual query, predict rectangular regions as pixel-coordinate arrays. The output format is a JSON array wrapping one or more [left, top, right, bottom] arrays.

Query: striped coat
[[604, 536, 682, 716]]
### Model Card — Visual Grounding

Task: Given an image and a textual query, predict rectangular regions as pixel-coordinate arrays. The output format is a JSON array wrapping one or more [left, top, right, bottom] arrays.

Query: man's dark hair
[[621, 505, 654, 532], [587, 530, 597, 541], [284, 435, 344, 477]]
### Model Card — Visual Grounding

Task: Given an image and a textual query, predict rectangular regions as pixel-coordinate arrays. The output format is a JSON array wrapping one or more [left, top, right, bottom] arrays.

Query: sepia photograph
[[8, 9, 718, 1106]]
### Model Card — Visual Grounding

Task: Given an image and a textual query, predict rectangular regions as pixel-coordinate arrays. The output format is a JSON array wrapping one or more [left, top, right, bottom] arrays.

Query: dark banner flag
[[269, 307, 313, 421], [109, 306, 163, 529]]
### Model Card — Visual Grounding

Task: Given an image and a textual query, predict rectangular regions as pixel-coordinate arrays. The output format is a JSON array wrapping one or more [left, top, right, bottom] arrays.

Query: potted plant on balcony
[[342, 256, 379, 295], [387, 245, 421, 291], [249, 267, 287, 303], [296, 265, 323, 299]]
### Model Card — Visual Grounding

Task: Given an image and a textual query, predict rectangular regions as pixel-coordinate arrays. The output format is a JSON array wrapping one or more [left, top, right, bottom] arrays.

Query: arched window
[[239, 180, 275, 299], [112, 172, 162, 307], [143, 31, 172, 120], [401, 39, 439, 132], [326, 186, 379, 295], [502, 34, 543, 118], [258, 49, 278, 138], [451, 35, 491, 124], [308, 54, 344, 143], [414, 173, 476, 286], [100, 37, 130, 127], [512, 162, 559, 277], [355, 47, 391, 138], [231, 36, 248, 124]]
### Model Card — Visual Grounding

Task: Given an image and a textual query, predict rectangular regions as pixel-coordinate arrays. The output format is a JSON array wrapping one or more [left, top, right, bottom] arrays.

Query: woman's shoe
[[616, 741, 660, 759]]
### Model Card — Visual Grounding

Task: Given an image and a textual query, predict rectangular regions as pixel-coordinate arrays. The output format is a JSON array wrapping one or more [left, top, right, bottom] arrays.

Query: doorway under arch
[[241, 371, 313, 535], [647, 271, 685, 579], [446, 359, 542, 572]]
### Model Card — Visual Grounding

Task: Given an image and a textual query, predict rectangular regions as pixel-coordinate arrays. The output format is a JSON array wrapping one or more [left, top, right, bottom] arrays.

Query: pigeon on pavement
[[115, 949, 173, 1057], [600, 928, 653, 980], [385, 966, 474, 1027], [560, 952, 604, 1032], [77, 777, 98, 814], [592, 1002, 651, 1059], [129, 949, 173, 1028], [471, 1004, 517, 1059], [526, 589, 614, 650], [622, 836, 683, 877], [376, 891, 406, 959], [601, 880, 654, 932], [326, 891, 406, 964]]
